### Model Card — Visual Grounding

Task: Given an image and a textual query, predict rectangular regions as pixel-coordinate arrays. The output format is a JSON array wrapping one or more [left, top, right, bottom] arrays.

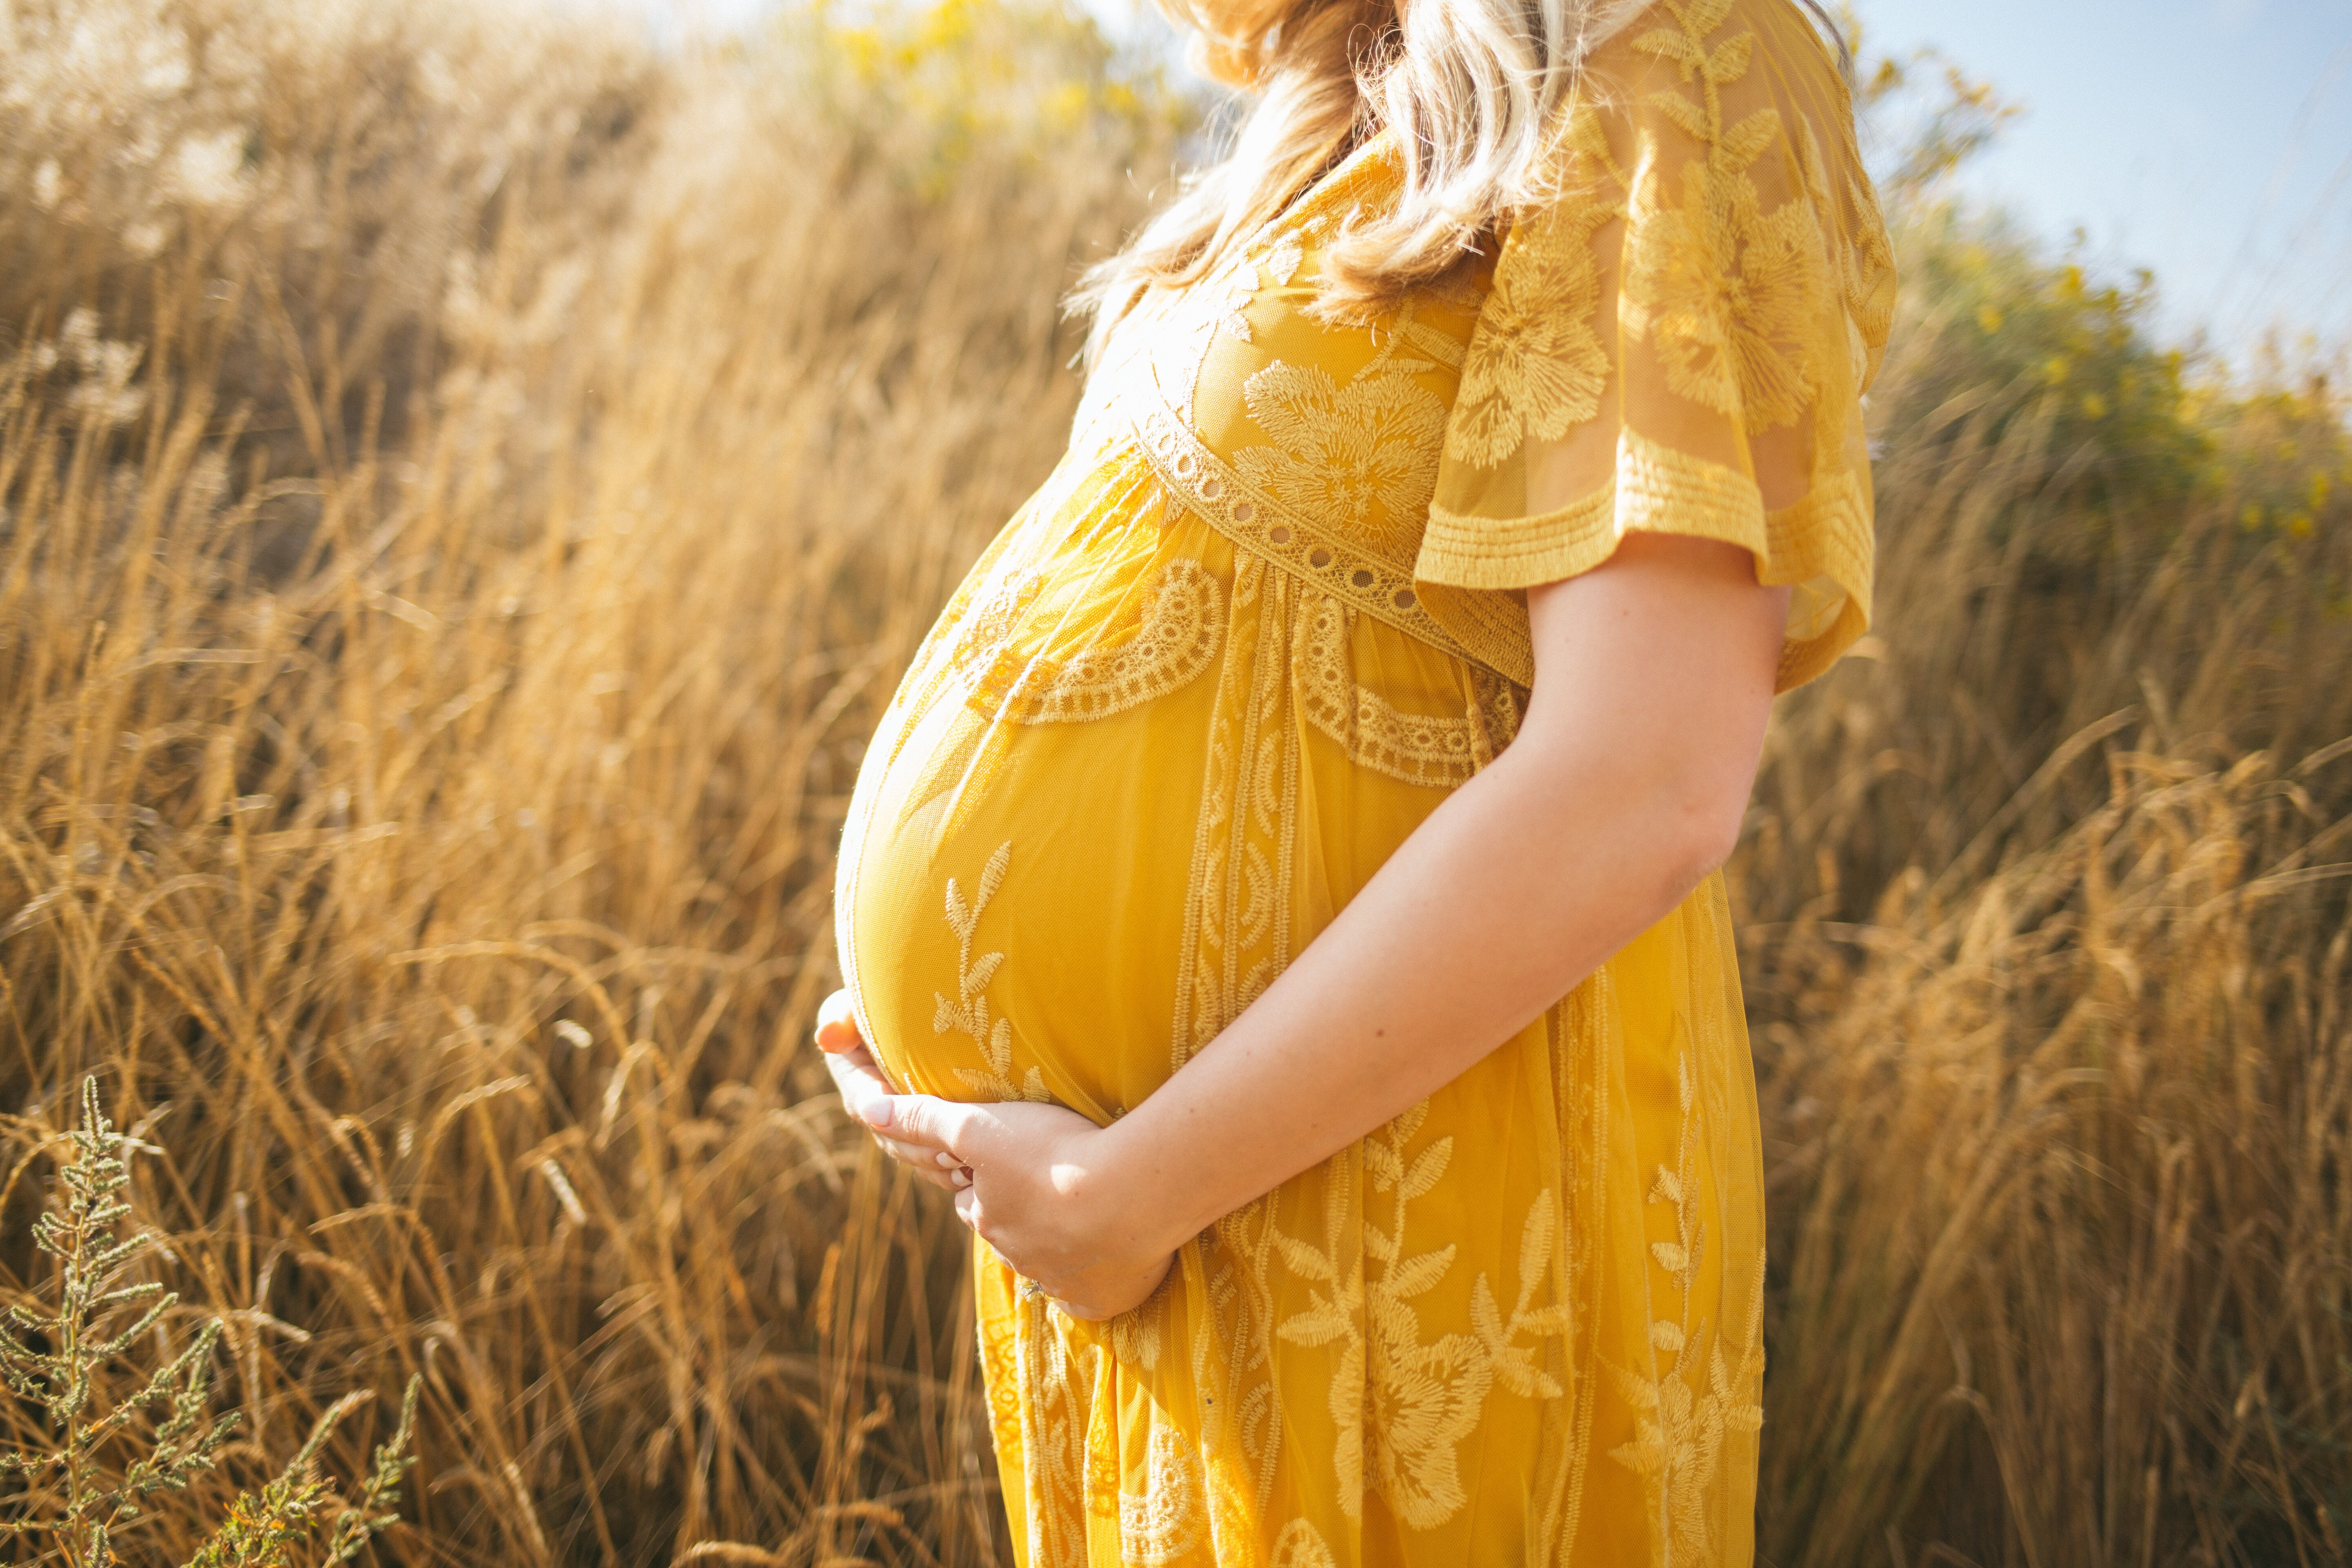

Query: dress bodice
[[1067, 161, 1494, 673], [1071, 0, 1893, 693]]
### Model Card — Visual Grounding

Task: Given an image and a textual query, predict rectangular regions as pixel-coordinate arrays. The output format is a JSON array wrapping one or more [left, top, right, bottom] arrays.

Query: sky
[[632, 0, 2352, 356], [1850, 0, 2352, 356]]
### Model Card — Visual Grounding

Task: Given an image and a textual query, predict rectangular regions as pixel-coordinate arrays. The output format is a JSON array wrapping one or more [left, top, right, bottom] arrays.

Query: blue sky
[[1851, 0, 2352, 356], [624, 0, 2352, 355]]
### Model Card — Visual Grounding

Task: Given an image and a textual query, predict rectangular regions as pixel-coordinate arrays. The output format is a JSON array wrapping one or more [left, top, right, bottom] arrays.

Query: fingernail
[[935, 1150, 956, 1168], [860, 1097, 893, 1129]]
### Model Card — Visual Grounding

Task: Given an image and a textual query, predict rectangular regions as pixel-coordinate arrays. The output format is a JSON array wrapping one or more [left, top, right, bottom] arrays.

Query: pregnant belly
[[835, 497, 1502, 1119], [836, 667, 1220, 1123]]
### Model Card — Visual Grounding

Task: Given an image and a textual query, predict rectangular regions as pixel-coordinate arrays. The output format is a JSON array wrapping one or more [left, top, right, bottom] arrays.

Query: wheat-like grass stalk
[[0, 1078, 421, 1567]]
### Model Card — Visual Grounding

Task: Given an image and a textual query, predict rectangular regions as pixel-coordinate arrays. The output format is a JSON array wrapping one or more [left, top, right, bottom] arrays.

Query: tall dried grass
[[2, 1, 1153, 1559], [1742, 235, 2352, 1563], [0, 1, 2344, 1564]]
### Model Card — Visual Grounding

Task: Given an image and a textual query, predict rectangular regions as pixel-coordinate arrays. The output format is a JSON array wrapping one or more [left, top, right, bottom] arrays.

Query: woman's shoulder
[[1551, 0, 1870, 204], [1521, 0, 1893, 361], [1577, 0, 1853, 99], [1414, 0, 1894, 694]]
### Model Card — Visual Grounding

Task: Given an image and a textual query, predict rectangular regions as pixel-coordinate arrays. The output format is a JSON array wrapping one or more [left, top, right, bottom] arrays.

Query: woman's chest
[[1077, 217, 1491, 581]]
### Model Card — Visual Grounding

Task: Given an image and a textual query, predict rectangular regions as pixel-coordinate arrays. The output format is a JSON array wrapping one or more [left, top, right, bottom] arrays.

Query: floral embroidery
[[1271, 1518, 1338, 1568], [836, 5, 1876, 1560], [1620, 0, 1828, 432], [1351, 1119, 1489, 1530], [1789, 102, 1897, 374], [1396, 314, 1468, 374], [1273, 1104, 1567, 1529], [1603, 1049, 1767, 1561], [1014, 1302, 1094, 1566], [1624, 159, 1822, 432], [1414, 0, 1888, 689], [933, 842, 1051, 1103], [1108, 1296, 1163, 1371], [1233, 360, 1447, 559], [1265, 229, 1306, 289], [1450, 160, 1619, 469], [979, 1266, 1024, 1452], [1214, 256, 1260, 343], [1470, 1189, 1574, 1399]]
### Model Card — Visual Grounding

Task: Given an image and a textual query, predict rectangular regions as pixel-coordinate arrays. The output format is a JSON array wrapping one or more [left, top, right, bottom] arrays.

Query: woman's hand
[[815, 989, 965, 1193], [857, 1091, 1178, 1322], [814, 990, 1177, 1316]]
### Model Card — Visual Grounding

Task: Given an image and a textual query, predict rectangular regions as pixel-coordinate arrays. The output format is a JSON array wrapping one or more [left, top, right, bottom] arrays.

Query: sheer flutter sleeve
[[1416, 0, 1897, 694]]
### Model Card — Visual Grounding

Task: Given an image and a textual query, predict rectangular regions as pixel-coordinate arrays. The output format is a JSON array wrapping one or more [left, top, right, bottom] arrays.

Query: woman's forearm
[[1091, 535, 1784, 1254], [1091, 723, 1715, 1250]]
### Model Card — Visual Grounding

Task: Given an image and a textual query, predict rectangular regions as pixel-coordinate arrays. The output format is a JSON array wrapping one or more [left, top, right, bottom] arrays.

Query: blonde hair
[[1073, 0, 1846, 354], [1073, 0, 1655, 350]]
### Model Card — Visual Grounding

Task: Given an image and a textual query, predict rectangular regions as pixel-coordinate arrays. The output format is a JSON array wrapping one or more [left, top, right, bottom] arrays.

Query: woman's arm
[[837, 530, 1788, 1317]]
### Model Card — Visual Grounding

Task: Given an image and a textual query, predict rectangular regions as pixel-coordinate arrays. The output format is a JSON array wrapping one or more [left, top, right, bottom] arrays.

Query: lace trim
[[1764, 467, 1871, 603], [1418, 428, 1769, 591], [1618, 429, 1771, 546], [1418, 429, 1874, 695], [1129, 396, 1499, 678], [1417, 485, 1618, 590], [894, 559, 1226, 846], [1118, 1423, 1207, 1565], [1765, 468, 1873, 690], [1295, 591, 1503, 790], [971, 556, 1226, 724], [1013, 1291, 1094, 1566]]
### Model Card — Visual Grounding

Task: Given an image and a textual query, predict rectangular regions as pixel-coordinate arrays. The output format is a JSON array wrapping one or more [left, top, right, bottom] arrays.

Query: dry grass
[[1740, 251, 2352, 1563], [2, 1, 1151, 1559], [0, 1, 2345, 1564]]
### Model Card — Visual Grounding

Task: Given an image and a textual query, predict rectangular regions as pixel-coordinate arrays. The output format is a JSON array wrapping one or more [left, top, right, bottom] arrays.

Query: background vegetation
[[0, 0, 2344, 1562]]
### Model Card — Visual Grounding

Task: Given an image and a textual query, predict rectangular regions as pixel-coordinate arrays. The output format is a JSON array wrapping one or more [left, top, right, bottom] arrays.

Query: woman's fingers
[[827, 1049, 880, 1104], [813, 988, 864, 1054], [901, 1161, 962, 1193], [832, 1080, 892, 1136], [881, 1138, 969, 1177], [822, 1043, 895, 1122], [812, 994, 968, 1191], [860, 1092, 977, 1160], [858, 1131, 966, 1192]]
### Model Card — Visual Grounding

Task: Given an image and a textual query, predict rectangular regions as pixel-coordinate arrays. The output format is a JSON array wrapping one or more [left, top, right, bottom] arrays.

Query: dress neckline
[[1274, 125, 1398, 236]]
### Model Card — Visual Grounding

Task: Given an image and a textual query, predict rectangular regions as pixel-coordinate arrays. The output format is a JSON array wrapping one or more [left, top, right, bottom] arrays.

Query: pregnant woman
[[820, 0, 1893, 1559]]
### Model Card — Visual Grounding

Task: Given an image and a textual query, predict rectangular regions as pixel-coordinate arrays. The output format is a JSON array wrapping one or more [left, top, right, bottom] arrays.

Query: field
[[0, 0, 2347, 1563]]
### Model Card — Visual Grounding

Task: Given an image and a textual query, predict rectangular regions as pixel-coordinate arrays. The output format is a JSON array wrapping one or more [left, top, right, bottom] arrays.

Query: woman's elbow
[[1659, 766, 1756, 895], [1685, 800, 1747, 885], [1508, 692, 1768, 902]]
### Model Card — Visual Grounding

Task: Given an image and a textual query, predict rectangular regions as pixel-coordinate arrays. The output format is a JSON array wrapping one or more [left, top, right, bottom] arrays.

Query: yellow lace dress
[[833, 2, 1894, 1561]]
